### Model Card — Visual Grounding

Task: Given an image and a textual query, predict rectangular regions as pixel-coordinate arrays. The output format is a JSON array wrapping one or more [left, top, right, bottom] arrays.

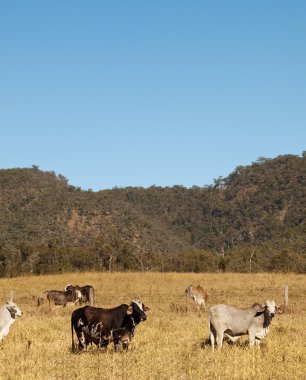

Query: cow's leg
[[216, 331, 224, 348], [0, 326, 10, 340], [248, 332, 256, 347], [122, 342, 129, 350], [209, 324, 216, 350], [78, 331, 87, 352], [210, 331, 215, 350], [114, 341, 120, 352], [255, 337, 261, 347]]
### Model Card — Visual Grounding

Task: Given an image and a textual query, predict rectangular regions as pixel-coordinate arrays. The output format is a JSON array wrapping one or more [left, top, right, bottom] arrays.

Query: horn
[[10, 289, 14, 301]]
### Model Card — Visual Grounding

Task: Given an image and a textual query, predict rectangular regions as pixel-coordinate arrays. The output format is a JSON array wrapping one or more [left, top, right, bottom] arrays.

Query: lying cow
[[45, 287, 82, 308], [0, 291, 23, 341], [208, 300, 277, 349], [71, 299, 150, 352], [65, 284, 95, 306], [185, 285, 208, 308]]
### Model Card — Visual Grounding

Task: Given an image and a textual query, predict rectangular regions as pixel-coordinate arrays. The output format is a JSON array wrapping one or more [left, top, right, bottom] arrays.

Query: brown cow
[[185, 285, 208, 308]]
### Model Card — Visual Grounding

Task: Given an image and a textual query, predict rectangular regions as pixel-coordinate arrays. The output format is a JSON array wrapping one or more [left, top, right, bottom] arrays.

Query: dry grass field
[[0, 272, 305, 380]]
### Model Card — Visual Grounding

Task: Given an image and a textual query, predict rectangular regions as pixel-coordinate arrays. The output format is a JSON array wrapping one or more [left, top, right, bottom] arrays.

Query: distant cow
[[208, 300, 277, 349], [185, 285, 208, 308], [0, 291, 23, 341], [65, 284, 95, 306], [45, 288, 82, 308], [71, 299, 150, 352]]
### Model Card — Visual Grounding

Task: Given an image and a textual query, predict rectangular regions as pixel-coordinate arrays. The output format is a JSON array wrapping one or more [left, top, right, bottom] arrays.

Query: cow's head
[[265, 300, 276, 316], [127, 299, 151, 324], [6, 292, 23, 319], [185, 285, 193, 297], [64, 284, 75, 291]]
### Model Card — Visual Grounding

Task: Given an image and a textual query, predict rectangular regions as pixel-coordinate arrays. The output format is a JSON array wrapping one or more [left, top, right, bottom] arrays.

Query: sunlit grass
[[0, 272, 305, 379]]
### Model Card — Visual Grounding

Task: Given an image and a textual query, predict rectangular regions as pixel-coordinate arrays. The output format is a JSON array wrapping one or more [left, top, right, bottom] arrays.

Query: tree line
[[0, 153, 305, 276]]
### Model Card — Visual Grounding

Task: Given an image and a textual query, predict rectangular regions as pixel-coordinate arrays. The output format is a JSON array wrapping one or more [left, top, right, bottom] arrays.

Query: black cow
[[45, 288, 82, 308], [65, 284, 95, 306], [71, 299, 150, 352]]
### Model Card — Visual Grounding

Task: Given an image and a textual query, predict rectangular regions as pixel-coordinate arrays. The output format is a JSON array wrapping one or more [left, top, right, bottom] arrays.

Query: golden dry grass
[[0, 272, 305, 380]]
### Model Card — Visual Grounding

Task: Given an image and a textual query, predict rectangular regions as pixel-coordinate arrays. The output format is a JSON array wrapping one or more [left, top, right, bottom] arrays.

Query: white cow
[[208, 300, 277, 349], [0, 291, 23, 341]]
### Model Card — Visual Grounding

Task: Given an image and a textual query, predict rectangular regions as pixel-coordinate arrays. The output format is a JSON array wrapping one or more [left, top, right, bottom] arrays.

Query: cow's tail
[[71, 313, 76, 353]]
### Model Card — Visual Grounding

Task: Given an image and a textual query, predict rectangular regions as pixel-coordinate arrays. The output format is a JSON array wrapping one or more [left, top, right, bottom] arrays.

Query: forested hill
[[0, 154, 305, 276]]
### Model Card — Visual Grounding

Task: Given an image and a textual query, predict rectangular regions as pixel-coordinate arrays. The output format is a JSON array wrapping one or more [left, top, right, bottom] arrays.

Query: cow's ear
[[144, 306, 151, 313], [127, 306, 133, 315], [254, 304, 265, 317], [6, 305, 16, 319]]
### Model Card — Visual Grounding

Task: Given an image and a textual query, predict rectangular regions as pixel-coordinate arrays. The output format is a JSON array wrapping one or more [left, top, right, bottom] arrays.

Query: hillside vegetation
[[0, 154, 305, 276]]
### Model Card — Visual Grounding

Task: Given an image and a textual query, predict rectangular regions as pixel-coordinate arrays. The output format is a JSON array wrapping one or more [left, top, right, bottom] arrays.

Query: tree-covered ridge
[[0, 153, 305, 276]]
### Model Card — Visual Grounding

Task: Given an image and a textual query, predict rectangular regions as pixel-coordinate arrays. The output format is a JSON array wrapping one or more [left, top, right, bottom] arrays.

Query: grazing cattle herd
[[0, 283, 281, 352]]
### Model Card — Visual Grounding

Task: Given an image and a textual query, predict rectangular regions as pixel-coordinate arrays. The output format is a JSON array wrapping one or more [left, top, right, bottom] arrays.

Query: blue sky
[[1, 1, 305, 190]]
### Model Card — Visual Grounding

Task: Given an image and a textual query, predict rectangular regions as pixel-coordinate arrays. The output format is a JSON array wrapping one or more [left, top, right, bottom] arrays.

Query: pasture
[[0, 272, 305, 380]]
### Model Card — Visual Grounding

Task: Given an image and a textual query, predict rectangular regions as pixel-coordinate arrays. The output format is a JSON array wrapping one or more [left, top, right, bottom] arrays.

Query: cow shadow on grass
[[69, 345, 134, 355]]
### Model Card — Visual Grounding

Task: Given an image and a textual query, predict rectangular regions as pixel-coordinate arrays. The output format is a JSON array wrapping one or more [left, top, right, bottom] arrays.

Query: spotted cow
[[71, 299, 150, 352], [65, 284, 95, 306]]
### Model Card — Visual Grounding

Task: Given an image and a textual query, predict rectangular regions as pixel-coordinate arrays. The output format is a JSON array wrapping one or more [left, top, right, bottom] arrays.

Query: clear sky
[[1, 1, 305, 190]]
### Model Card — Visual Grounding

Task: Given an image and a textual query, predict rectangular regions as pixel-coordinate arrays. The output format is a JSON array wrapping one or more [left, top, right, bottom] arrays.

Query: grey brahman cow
[[0, 291, 23, 341], [208, 300, 277, 349]]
